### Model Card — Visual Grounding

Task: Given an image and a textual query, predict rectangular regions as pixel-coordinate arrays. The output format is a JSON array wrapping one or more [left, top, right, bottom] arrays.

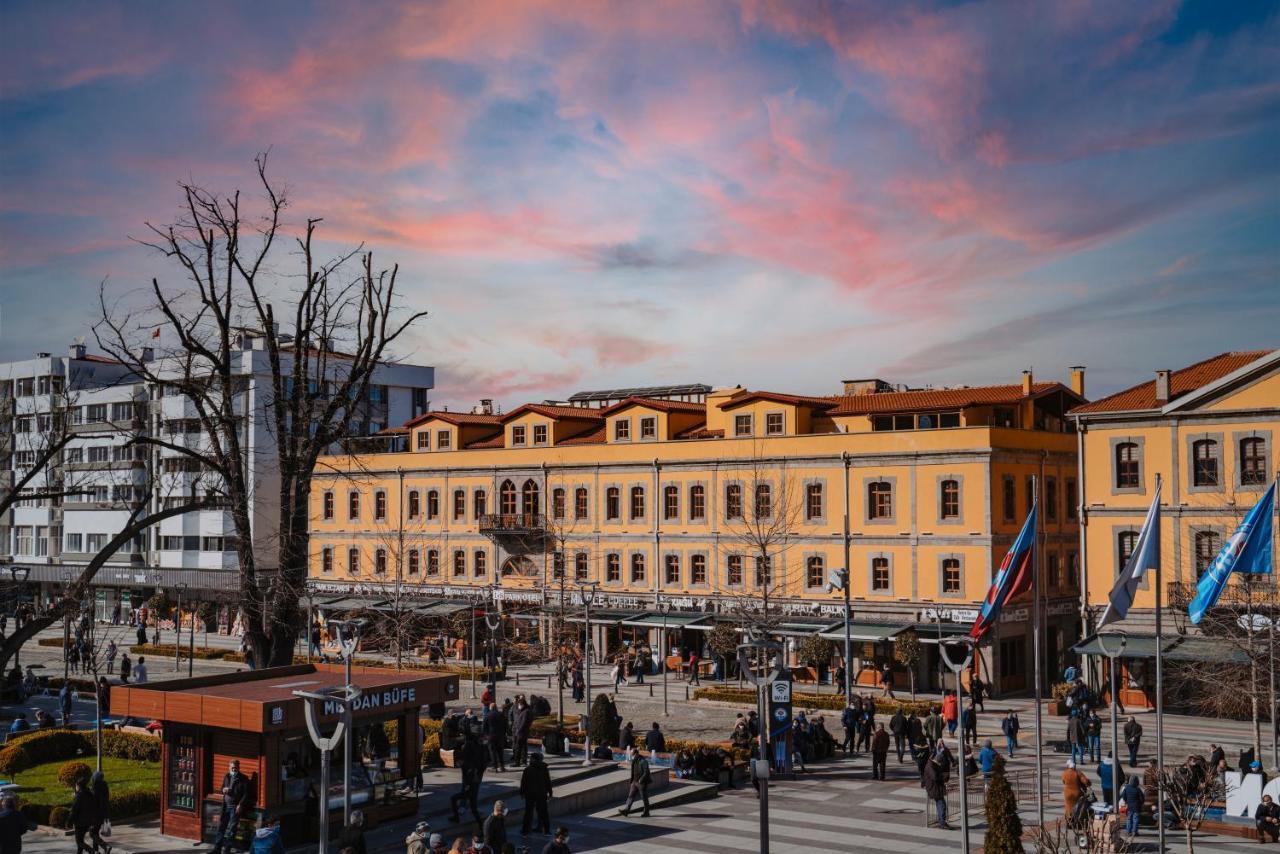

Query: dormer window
[[436, 429, 451, 450], [416, 431, 430, 450], [533, 424, 549, 445], [614, 419, 631, 441], [640, 417, 657, 439], [734, 414, 753, 437], [765, 413, 784, 435], [512, 425, 527, 446]]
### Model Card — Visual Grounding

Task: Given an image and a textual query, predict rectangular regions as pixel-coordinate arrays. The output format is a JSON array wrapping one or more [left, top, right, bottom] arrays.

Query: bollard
[[649, 685, 653, 698], [516, 672, 521, 686], [684, 684, 689, 701], [547, 674, 551, 688]]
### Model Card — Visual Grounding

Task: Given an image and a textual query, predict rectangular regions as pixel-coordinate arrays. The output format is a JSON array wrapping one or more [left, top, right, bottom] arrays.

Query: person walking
[[870, 723, 890, 781], [687, 651, 700, 686], [841, 703, 858, 757], [0, 794, 35, 854], [482, 801, 507, 852], [70, 778, 98, 854], [1120, 775, 1145, 837], [59, 681, 74, 726], [1123, 716, 1143, 767], [1001, 710, 1020, 757], [1061, 759, 1091, 821], [483, 703, 507, 772], [619, 746, 652, 818], [571, 664, 584, 703], [961, 703, 978, 747], [135, 620, 147, 647], [942, 691, 958, 737], [880, 662, 895, 698], [889, 708, 908, 763], [970, 675, 985, 712], [923, 707, 944, 751], [339, 810, 368, 854], [907, 711, 924, 756], [519, 753, 553, 837], [979, 739, 998, 790], [449, 734, 486, 830], [90, 770, 112, 854], [133, 656, 148, 685], [511, 697, 532, 767], [211, 759, 250, 854], [105, 640, 117, 675], [922, 752, 950, 829], [119, 653, 131, 684], [541, 827, 571, 854], [1085, 710, 1102, 763]]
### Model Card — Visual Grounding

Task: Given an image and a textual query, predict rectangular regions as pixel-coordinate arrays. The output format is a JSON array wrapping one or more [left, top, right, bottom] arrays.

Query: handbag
[[101, 818, 112, 837]]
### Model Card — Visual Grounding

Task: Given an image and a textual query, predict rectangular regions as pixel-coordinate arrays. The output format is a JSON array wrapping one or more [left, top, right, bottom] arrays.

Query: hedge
[[0, 728, 160, 776], [692, 686, 934, 716], [21, 789, 160, 829], [56, 760, 92, 789], [129, 643, 228, 660]]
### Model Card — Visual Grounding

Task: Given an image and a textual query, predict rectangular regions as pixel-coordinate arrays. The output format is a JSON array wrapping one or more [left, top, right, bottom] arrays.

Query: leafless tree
[[1160, 760, 1229, 854], [93, 154, 428, 667]]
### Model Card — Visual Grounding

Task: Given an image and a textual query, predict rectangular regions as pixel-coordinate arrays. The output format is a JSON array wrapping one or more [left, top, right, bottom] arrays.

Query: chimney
[[1154, 369, 1171, 404], [476, 399, 494, 416], [1069, 366, 1086, 397], [69, 343, 86, 360], [842, 378, 893, 396], [35, 352, 50, 359], [1021, 370, 1033, 395], [140, 347, 155, 363]]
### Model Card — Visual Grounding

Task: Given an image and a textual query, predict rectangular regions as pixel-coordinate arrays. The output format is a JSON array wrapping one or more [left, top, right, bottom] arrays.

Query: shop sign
[[999, 608, 1029, 624], [920, 608, 978, 623], [270, 706, 284, 725], [494, 589, 544, 605], [324, 686, 417, 716], [1047, 602, 1079, 617]]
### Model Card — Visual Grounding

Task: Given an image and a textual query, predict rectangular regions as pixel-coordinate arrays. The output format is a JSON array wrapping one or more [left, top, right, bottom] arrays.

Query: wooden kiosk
[[110, 663, 458, 846]]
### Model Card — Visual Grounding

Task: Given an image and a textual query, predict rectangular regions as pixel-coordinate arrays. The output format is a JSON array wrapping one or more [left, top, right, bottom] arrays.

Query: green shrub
[[422, 733, 441, 766], [0, 728, 159, 775], [691, 686, 933, 716], [56, 761, 91, 790], [47, 805, 70, 829], [107, 788, 162, 820], [18, 801, 53, 827], [588, 694, 617, 746], [128, 643, 228, 660]]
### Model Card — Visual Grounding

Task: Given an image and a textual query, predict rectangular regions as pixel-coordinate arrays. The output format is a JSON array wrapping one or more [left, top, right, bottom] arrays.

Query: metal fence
[[923, 768, 1046, 829]]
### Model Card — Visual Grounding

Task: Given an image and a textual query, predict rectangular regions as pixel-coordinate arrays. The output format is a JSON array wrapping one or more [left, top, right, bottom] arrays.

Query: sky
[[0, 0, 1277, 410]]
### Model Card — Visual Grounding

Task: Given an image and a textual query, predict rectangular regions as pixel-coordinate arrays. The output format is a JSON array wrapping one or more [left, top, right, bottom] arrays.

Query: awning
[[912, 623, 976, 644], [1163, 636, 1252, 665], [620, 612, 714, 630], [773, 620, 843, 638], [318, 596, 387, 611], [818, 622, 909, 643], [565, 609, 643, 626], [410, 599, 473, 617], [1072, 634, 1164, 659]]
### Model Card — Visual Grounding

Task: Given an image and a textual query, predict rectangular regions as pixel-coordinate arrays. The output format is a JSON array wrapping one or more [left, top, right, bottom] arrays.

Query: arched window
[[452, 489, 465, 520], [663, 485, 679, 520], [500, 480, 517, 515], [574, 487, 589, 520], [426, 490, 439, 520], [725, 483, 742, 519], [474, 549, 487, 577], [407, 549, 420, 575], [690, 554, 707, 585], [689, 485, 706, 520], [664, 554, 680, 584], [552, 487, 566, 520], [347, 548, 360, 575], [473, 489, 487, 519], [407, 490, 421, 519], [942, 558, 961, 594], [521, 479, 540, 516], [805, 555, 824, 588], [630, 553, 646, 583], [374, 548, 387, 574], [1115, 442, 1140, 489], [606, 487, 620, 520], [940, 480, 960, 519], [630, 486, 645, 520], [606, 553, 621, 582], [1118, 531, 1138, 567], [426, 549, 439, 576], [868, 481, 892, 519], [1192, 439, 1219, 487], [574, 552, 589, 581], [374, 491, 387, 521], [453, 550, 466, 577], [754, 484, 772, 519], [1240, 437, 1267, 485], [1194, 531, 1220, 580]]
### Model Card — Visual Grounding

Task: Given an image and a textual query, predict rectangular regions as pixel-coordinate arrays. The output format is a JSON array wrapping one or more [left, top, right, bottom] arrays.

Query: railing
[[1168, 579, 1279, 609], [479, 513, 547, 533]]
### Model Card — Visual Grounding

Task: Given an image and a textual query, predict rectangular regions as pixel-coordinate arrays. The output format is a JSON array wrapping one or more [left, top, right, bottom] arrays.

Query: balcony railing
[[1167, 579, 1279, 609], [479, 513, 547, 534]]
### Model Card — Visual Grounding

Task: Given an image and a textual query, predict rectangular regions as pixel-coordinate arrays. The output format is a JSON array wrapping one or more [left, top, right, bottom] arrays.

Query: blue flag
[[970, 504, 1037, 641], [1188, 480, 1275, 624]]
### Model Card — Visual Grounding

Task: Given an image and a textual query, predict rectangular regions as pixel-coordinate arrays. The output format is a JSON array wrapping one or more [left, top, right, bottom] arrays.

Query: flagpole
[[1154, 472, 1166, 854], [1032, 472, 1045, 831]]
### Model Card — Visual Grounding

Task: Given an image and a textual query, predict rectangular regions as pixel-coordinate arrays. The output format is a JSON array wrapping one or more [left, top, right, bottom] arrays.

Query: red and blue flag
[[970, 504, 1037, 641]]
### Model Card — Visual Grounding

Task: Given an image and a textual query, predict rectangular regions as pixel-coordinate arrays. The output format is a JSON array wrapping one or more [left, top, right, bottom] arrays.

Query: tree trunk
[[909, 670, 916, 701]]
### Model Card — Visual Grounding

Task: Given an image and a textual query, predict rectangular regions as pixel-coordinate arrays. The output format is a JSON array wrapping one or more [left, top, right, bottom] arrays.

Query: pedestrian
[[251, 816, 286, 854], [889, 708, 907, 763], [619, 746, 652, 818], [211, 759, 250, 854], [645, 722, 665, 753], [540, 826, 571, 854], [942, 691, 958, 736], [961, 703, 978, 747], [339, 810, 368, 854], [1068, 713, 1087, 765], [979, 739, 998, 790], [1085, 710, 1102, 763], [1123, 716, 1143, 767], [922, 752, 950, 829], [119, 653, 131, 684], [105, 639, 117, 674], [59, 681, 74, 726], [1061, 759, 1090, 821], [484, 703, 507, 772], [688, 651, 700, 685], [1120, 775, 1144, 837], [135, 621, 147, 647], [90, 770, 111, 853], [511, 696, 532, 767], [1001, 710, 1020, 757], [449, 734, 486, 829], [610, 660, 623, 691], [405, 822, 431, 854], [923, 707, 943, 751], [870, 723, 890, 781], [133, 656, 148, 685], [619, 721, 635, 751], [519, 753, 553, 836], [68, 644, 80, 675], [309, 625, 322, 658], [880, 662, 895, 698], [840, 702, 857, 756], [1098, 752, 1117, 806], [70, 777, 98, 854], [482, 801, 507, 851], [571, 665, 584, 703], [0, 794, 35, 854], [970, 675, 985, 712], [632, 650, 645, 685], [428, 833, 448, 854], [1256, 794, 1280, 843]]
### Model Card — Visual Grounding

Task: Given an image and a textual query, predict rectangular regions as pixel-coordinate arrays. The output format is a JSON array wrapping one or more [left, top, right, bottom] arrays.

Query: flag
[[151, 327, 161, 339], [1189, 480, 1275, 625], [971, 503, 1038, 641], [1098, 482, 1162, 628]]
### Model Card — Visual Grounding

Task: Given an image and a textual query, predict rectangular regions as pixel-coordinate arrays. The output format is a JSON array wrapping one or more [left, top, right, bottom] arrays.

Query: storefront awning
[[912, 623, 976, 644], [564, 609, 643, 626], [620, 612, 714, 630], [773, 620, 843, 637], [317, 596, 387, 612], [1072, 634, 1164, 659], [1163, 636, 1253, 664], [818, 622, 910, 643]]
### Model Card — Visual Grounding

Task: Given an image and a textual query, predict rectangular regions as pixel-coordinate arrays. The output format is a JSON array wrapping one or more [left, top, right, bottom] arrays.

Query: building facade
[[310, 372, 1086, 695]]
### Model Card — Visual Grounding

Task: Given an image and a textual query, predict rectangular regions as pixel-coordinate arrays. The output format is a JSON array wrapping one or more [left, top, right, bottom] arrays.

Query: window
[[727, 554, 743, 586], [691, 554, 707, 585], [427, 490, 440, 520], [574, 552, 589, 581], [322, 547, 333, 574], [111, 402, 135, 421], [871, 557, 890, 591], [453, 489, 466, 521], [1194, 531, 1220, 580], [427, 549, 440, 576], [640, 417, 656, 439], [725, 483, 742, 519], [942, 558, 961, 594], [754, 556, 771, 588], [606, 553, 621, 582], [436, 430, 452, 450], [1241, 437, 1267, 485], [85, 404, 107, 423], [347, 548, 360, 575], [630, 486, 645, 520], [1047, 553, 1059, 588], [1118, 531, 1138, 568], [552, 488, 566, 520], [323, 492, 334, 520], [453, 550, 466, 577], [407, 549, 420, 575], [88, 446, 110, 463], [1066, 552, 1079, 587], [500, 480, 516, 515], [734, 414, 752, 437], [348, 491, 360, 520], [416, 431, 430, 450], [1192, 439, 1219, 487], [86, 533, 107, 552], [614, 419, 631, 441], [522, 480, 540, 515], [940, 480, 959, 519], [374, 491, 387, 521], [754, 483, 771, 519], [474, 550, 487, 577], [664, 554, 680, 584], [1066, 479, 1078, 521], [533, 424, 548, 445], [663, 486, 679, 520], [1045, 478, 1057, 522], [407, 490, 421, 519], [805, 483, 823, 521], [606, 487, 620, 520], [64, 533, 83, 553], [1115, 442, 1140, 489], [765, 412, 784, 435], [574, 488, 589, 521], [689, 485, 706, 521], [512, 425, 527, 445], [375, 548, 388, 574], [64, 448, 82, 464], [868, 481, 892, 520], [805, 555, 824, 588], [630, 554, 646, 583], [13, 416, 31, 433]]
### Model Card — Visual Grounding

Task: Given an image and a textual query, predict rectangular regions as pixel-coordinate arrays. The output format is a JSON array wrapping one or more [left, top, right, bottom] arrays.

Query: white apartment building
[[1, 338, 433, 618]]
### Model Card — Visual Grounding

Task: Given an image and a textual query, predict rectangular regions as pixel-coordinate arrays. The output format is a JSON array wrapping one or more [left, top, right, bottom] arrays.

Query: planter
[[1045, 699, 1068, 716]]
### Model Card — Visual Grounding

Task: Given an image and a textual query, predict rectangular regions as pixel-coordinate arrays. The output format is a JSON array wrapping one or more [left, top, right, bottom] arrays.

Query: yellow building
[[1070, 349, 1279, 707], [309, 373, 1086, 695]]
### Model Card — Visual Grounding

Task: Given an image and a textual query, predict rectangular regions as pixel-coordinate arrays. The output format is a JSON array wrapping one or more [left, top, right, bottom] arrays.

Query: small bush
[[48, 805, 70, 829], [128, 643, 227, 660], [692, 686, 933, 716], [0, 728, 159, 775], [422, 733, 441, 766], [108, 788, 162, 820], [56, 761, 92, 790]]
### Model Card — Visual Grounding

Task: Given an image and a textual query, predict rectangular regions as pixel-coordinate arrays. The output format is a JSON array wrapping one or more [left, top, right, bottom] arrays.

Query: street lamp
[[60, 571, 72, 682], [939, 636, 977, 854], [328, 618, 366, 827], [174, 583, 187, 672], [484, 583, 501, 703], [655, 595, 672, 717], [294, 685, 359, 854], [1096, 631, 1127, 808], [826, 568, 852, 700], [577, 582, 598, 766], [737, 633, 783, 854], [150, 571, 163, 646], [9, 567, 29, 671]]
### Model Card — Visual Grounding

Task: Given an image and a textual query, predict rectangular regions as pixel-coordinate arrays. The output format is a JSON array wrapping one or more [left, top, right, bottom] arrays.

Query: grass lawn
[[5, 756, 161, 806]]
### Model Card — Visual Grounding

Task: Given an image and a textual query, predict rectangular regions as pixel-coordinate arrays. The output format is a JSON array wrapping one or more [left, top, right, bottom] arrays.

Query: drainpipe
[[396, 466, 405, 669], [842, 451, 852, 688], [1075, 422, 1089, 639], [653, 458, 661, 599]]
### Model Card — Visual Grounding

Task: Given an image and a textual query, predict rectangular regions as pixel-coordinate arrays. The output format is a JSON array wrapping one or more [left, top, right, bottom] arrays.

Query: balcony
[[1167, 579, 1278, 610], [478, 513, 547, 535]]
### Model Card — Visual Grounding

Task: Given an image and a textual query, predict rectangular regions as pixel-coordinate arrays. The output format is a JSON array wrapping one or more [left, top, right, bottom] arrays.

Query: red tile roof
[[827, 382, 1066, 415], [404, 411, 503, 429], [598, 396, 707, 415], [676, 425, 723, 439], [1071, 351, 1273, 414], [717, 391, 838, 411], [500, 403, 605, 422], [462, 432, 505, 449], [558, 424, 607, 445]]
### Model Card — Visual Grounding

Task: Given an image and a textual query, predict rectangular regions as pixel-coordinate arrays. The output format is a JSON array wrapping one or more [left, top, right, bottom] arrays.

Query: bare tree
[[93, 155, 427, 667], [1160, 760, 1228, 854]]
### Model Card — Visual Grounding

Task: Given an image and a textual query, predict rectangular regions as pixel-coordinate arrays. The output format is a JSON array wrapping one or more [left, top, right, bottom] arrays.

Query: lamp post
[[329, 618, 366, 826], [578, 582, 597, 766], [9, 567, 29, 671], [655, 595, 672, 716], [484, 582, 501, 703], [150, 571, 163, 646], [826, 568, 852, 700], [737, 634, 783, 854], [174, 583, 187, 672], [294, 685, 359, 854], [939, 636, 976, 854], [60, 571, 72, 682], [187, 593, 196, 678], [469, 591, 481, 700], [1096, 631, 1127, 808]]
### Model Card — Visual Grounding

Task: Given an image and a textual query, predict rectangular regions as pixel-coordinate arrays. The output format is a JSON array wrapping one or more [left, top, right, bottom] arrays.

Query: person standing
[[841, 702, 858, 757], [1097, 753, 1117, 807], [119, 653, 131, 684], [105, 640, 117, 675], [870, 723, 890, 781], [90, 770, 111, 854], [70, 777, 98, 854], [644, 722, 665, 753], [483, 703, 507, 772], [519, 753, 553, 837], [619, 746, 652, 818], [482, 801, 507, 852], [449, 734, 486, 830], [923, 707, 944, 752], [1061, 759, 1090, 821], [880, 662, 895, 699], [687, 651, 700, 686], [979, 740, 998, 790], [1120, 775, 1145, 837], [133, 656, 148, 685], [59, 682, 74, 726], [0, 794, 35, 854], [1085, 710, 1102, 763], [922, 752, 949, 829], [1123, 716, 1143, 767], [511, 697, 532, 767], [135, 618, 147, 647], [211, 759, 250, 854], [889, 708, 907, 763], [961, 703, 978, 748], [540, 827, 571, 854], [942, 691, 958, 737], [970, 675, 985, 712], [339, 810, 368, 854], [1068, 713, 1087, 765], [1001, 710, 1020, 757]]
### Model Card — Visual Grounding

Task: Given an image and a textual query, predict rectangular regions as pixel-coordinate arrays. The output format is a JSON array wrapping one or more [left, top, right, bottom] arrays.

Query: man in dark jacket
[[1068, 714, 1088, 764], [922, 754, 950, 829], [541, 826, 571, 854], [519, 753, 554, 836], [90, 770, 111, 853], [619, 747, 652, 818], [511, 697, 533, 767], [212, 759, 250, 854], [70, 778, 98, 854], [0, 794, 35, 853], [889, 709, 908, 763], [482, 800, 508, 850], [1123, 717, 1143, 767], [1002, 711, 1020, 757], [870, 723, 890, 781], [644, 722, 666, 753], [338, 809, 367, 854], [483, 703, 507, 772], [449, 734, 486, 829], [1256, 794, 1280, 842], [841, 703, 858, 757]]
